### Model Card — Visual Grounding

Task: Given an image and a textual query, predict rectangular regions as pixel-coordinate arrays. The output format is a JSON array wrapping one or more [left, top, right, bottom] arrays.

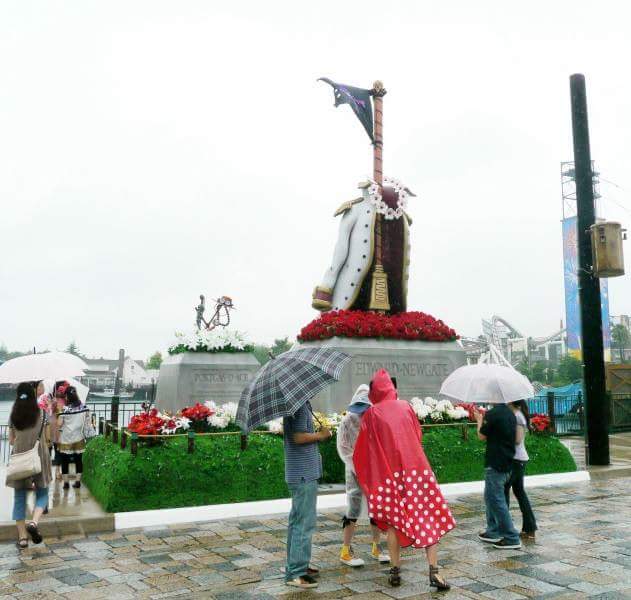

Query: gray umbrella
[[236, 347, 351, 432]]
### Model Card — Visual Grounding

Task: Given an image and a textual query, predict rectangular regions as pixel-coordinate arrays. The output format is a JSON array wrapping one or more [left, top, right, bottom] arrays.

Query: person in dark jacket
[[474, 403, 521, 549]]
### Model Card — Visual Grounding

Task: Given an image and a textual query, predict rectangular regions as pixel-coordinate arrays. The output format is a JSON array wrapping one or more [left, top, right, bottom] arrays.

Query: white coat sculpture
[[312, 180, 413, 314]]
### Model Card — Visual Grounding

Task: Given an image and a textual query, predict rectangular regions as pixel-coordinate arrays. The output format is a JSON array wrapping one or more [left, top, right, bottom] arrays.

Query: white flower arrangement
[[367, 176, 411, 220], [267, 417, 284, 434], [169, 328, 253, 355], [220, 402, 239, 421], [205, 401, 238, 430], [409, 397, 469, 424], [208, 414, 230, 429]]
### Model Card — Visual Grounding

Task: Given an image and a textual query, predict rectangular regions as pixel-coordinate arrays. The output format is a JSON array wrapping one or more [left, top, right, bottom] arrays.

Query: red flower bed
[[531, 413, 552, 433], [455, 402, 485, 422], [127, 409, 165, 436], [298, 310, 458, 343], [181, 403, 214, 421]]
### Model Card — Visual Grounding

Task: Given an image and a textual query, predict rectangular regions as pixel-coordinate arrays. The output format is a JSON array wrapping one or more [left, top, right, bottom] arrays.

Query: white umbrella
[[0, 351, 88, 384], [439, 364, 534, 405]]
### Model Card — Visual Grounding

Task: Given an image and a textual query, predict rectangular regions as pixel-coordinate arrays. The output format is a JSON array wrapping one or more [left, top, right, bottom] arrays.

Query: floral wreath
[[367, 176, 411, 220]]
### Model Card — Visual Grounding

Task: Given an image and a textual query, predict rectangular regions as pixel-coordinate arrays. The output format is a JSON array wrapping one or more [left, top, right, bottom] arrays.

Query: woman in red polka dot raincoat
[[353, 369, 455, 590]]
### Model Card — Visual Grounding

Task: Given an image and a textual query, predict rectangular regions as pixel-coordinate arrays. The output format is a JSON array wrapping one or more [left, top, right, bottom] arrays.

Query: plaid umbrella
[[236, 347, 351, 432]]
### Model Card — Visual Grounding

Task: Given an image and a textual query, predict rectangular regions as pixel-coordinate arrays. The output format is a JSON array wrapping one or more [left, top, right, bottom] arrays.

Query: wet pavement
[[2, 476, 631, 599], [0, 470, 112, 541]]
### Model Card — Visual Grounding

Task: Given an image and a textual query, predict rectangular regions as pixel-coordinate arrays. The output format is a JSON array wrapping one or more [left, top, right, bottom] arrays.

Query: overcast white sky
[[1, 1, 630, 360]]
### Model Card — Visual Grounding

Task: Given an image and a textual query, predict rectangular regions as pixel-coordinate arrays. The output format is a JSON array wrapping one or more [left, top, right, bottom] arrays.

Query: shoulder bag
[[5, 413, 45, 483]]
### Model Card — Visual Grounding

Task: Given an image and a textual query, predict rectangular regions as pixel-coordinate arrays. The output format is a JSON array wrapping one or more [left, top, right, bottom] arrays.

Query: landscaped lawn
[[83, 428, 576, 513]]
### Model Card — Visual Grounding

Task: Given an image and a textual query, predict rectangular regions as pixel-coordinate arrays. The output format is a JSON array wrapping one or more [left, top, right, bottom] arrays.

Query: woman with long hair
[[505, 400, 537, 539], [353, 370, 454, 590], [57, 386, 90, 489], [7, 382, 52, 548], [50, 381, 69, 481]]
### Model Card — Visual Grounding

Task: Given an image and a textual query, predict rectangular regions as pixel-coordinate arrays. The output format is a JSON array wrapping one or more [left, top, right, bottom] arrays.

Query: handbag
[[5, 414, 45, 484], [83, 412, 97, 440]]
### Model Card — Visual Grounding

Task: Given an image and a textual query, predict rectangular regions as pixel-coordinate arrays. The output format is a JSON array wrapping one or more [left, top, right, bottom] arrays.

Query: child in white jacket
[[336, 384, 390, 567]]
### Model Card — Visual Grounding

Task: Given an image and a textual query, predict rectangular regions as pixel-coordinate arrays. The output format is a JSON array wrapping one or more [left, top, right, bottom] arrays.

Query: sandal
[[16, 538, 28, 549], [389, 566, 401, 587], [26, 522, 43, 544], [429, 565, 451, 592]]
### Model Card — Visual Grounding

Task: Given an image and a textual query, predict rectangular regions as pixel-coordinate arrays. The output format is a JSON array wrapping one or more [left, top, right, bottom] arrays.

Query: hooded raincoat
[[353, 369, 456, 548]]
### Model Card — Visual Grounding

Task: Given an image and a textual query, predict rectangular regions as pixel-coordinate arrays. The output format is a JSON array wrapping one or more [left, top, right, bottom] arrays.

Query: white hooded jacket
[[336, 384, 370, 472]]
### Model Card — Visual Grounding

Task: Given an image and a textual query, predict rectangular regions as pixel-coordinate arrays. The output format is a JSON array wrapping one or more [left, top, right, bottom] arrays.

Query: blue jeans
[[285, 479, 318, 582], [13, 487, 49, 521], [484, 467, 520, 545]]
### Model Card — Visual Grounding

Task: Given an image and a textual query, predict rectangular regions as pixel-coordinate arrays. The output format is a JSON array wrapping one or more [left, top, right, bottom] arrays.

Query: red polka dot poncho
[[353, 369, 456, 548]]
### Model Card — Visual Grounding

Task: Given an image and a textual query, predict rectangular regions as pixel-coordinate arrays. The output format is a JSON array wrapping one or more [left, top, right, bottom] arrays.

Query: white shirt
[[514, 409, 529, 462]]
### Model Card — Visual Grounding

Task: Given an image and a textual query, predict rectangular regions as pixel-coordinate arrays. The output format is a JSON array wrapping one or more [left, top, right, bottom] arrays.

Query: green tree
[[556, 355, 583, 385], [530, 361, 548, 383], [253, 338, 295, 366], [271, 337, 293, 356], [65, 341, 84, 357], [146, 351, 163, 370], [253, 345, 272, 365], [612, 324, 631, 363], [0, 344, 26, 362], [515, 359, 531, 380]]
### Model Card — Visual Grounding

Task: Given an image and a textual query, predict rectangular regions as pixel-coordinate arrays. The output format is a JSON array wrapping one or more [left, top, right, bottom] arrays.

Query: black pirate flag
[[318, 78, 374, 142]]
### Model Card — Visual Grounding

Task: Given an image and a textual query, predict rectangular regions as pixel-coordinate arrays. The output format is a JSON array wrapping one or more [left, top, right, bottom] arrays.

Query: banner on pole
[[318, 78, 374, 142], [562, 216, 611, 361]]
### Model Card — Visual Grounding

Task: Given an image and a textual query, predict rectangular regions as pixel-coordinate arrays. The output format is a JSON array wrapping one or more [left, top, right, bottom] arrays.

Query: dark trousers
[[504, 460, 537, 534], [60, 453, 83, 475]]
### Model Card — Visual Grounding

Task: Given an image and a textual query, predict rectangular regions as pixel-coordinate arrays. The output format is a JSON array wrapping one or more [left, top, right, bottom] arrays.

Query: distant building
[[82, 356, 159, 389], [121, 357, 156, 387], [82, 359, 118, 389]]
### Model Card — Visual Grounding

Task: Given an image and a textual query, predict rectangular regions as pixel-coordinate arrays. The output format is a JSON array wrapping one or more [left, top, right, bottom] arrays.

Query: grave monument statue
[[302, 79, 466, 412], [155, 295, 259, 413]]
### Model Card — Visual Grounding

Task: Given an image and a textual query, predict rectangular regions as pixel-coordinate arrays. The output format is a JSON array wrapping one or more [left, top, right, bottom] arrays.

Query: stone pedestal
[[297, 337, 466, 414], [155, 352, 260, 414]]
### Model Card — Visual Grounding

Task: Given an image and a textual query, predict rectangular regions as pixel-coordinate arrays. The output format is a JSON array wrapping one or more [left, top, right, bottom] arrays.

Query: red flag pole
[[369, 80, 391, 312]]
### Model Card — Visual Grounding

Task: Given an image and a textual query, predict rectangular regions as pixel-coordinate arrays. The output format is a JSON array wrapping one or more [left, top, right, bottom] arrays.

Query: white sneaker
[[341, 554, 365, 567], [371, 543, 390, 563], [340, 546, 365, 567]]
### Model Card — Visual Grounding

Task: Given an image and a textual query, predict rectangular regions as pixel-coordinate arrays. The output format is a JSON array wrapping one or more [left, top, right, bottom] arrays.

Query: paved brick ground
[[1, 477, 631, 599]]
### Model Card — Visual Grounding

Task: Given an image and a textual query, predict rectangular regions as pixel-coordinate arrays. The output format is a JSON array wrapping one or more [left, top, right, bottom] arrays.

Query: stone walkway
[[2, 477, 631, 599]]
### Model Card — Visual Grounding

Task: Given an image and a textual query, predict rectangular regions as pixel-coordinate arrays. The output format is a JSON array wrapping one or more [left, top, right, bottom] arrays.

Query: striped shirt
[[283, 402, 322, 485]]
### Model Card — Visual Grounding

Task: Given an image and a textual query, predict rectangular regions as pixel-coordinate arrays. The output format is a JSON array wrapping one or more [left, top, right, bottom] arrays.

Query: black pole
[[569, 73, 610, 466], [114, 348, 125, 396]]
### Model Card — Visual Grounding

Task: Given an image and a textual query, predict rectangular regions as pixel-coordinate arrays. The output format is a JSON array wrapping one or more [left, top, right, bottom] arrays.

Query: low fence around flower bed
[[82, 425, 577, 513], [98, 416, 479, 457], [94, 395, 562, 460]]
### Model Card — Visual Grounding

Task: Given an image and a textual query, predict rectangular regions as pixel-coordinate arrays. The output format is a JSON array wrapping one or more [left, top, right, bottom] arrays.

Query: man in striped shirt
[[283, 401, 332, 589]]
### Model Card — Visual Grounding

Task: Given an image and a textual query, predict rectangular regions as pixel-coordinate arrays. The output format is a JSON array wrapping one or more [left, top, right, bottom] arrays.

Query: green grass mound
[[83, 428, 576, 513]]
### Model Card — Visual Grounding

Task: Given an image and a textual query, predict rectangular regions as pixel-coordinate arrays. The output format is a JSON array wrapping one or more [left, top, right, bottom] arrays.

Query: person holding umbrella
[[283, 401, 331, 589], [474, 402, 521, 549], [440, 363, 533, 550], [235, 346, 352, 590], [504, 400, 537, 540]]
